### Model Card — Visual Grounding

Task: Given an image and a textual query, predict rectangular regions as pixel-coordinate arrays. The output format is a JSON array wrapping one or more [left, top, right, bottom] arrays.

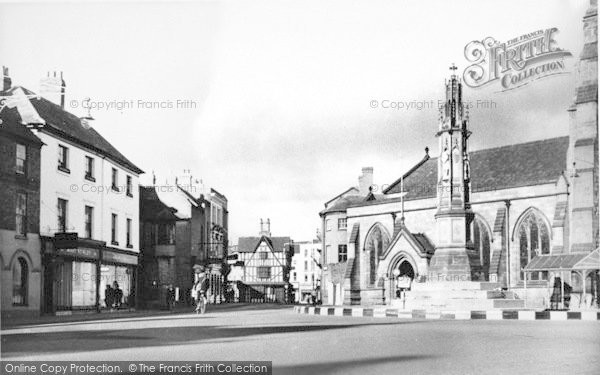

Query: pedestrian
[[563, 281, 572, 309], [113, 281, 123, 309], [193, 267, 210, 314], [550, 277, 562, 310], [166, 285, 176, 310], [104, 284, 113, 310]]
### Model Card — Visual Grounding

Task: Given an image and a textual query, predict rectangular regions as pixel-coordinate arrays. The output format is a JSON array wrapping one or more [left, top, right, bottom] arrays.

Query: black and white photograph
[[0, 0, 599, 374]]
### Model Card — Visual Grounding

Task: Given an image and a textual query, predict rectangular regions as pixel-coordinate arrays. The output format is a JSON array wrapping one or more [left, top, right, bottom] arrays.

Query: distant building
[[236, 219, 293, 303], [151, 180, 229, 304], [290, 238, 322, 303], [0, 68, 44, 317], [138, 186, 183, 308]]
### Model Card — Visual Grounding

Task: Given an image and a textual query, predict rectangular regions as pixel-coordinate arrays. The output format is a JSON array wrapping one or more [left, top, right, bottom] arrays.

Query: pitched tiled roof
[[0, 105, 44, 145], [320, 195, 366, 215], [140, 186, 180, 222], [413, 233, 435, 255], [237, 236, 291, 253], [16, 87, 143, 174], [385, 137, 569, 200], [324, 187, 359, 207]]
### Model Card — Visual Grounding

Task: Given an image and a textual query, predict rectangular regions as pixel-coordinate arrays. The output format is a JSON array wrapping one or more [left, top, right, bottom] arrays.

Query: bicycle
[[195, 291, 207, 314]]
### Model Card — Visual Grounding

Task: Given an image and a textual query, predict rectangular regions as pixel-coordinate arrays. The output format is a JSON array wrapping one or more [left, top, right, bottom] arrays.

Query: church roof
[[384, 136, 569, 199]]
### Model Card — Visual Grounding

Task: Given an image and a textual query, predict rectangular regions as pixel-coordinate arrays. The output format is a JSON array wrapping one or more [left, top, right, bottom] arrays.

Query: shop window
[[12, 257, 28, 305], [72, 261, 96, 308]]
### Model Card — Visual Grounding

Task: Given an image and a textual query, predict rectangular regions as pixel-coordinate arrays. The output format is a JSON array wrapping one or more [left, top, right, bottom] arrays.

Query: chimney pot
[[2, 66, 11, 92]]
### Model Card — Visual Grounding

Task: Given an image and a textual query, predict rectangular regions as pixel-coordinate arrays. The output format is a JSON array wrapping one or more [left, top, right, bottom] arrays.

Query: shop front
[[42, 234, 138, 314]]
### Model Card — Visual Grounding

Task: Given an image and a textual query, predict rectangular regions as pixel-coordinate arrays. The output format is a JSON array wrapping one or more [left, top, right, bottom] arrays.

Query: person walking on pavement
[[193, 267, 210, 314]]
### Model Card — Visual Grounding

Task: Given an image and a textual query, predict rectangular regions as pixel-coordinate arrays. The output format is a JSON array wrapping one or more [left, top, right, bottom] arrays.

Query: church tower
[[428, 66, 480, 281], [567, 0, 598, 253]]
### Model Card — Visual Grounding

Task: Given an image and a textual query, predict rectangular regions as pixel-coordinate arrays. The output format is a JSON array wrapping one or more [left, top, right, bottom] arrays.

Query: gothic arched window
[[517, 210, 550, 281], [365, 224, 390, 285], [471, 217, 491, 280], [12, 257, 28, 306]]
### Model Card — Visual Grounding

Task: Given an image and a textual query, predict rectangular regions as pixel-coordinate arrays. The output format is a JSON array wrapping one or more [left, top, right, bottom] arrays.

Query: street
[[1, 305, 599, 374]]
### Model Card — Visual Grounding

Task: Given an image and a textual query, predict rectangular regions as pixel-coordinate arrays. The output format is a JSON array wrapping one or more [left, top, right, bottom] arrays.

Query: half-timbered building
[[237, 219, 292, 303]]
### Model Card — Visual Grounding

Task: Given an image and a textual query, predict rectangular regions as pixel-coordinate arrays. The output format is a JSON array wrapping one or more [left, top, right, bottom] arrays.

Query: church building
[[320, 1, 599, 309]]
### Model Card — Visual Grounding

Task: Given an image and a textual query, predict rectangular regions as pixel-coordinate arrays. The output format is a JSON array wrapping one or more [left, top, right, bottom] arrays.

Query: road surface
[[2, 305, 599, 374]]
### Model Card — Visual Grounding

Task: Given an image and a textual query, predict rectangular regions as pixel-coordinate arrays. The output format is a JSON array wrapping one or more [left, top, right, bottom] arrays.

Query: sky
[[0, 0, 590, 243]]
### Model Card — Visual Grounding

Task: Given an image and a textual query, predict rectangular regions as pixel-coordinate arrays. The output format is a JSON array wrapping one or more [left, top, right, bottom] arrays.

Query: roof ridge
[[469, 136, 569, 155], [383, 153, 430, 194], [15, 86, 144, 174]]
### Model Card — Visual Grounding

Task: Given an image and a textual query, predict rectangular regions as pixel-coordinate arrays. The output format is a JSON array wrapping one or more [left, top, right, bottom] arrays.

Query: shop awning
[[524, 249, 600, 272]]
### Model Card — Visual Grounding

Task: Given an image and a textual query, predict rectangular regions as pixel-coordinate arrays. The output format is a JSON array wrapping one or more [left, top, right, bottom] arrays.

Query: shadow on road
[[1, 321, 429, 357], [0, 304, 290, 329], [275, 355, 437, 375]]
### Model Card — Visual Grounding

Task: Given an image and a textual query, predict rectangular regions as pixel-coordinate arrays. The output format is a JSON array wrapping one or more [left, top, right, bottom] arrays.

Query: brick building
[[0, 67, 44, 317]]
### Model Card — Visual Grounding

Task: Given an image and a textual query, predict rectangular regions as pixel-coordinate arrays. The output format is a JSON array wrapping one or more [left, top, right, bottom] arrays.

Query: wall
[[0, 131, 42, 316], [36, 130, 140, 253]]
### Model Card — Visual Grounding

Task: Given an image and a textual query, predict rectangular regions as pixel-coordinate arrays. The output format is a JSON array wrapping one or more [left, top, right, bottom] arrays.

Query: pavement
[[1, 304, 600, 374], [295, 305, 600, 321]]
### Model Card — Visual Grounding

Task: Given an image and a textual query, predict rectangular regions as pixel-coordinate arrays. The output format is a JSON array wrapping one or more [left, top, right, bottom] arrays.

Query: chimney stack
[[358, 167, 374, 195], [2, 66, 11, 92], [40, 71, 66, 108], [259, 218, 271, 237]]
